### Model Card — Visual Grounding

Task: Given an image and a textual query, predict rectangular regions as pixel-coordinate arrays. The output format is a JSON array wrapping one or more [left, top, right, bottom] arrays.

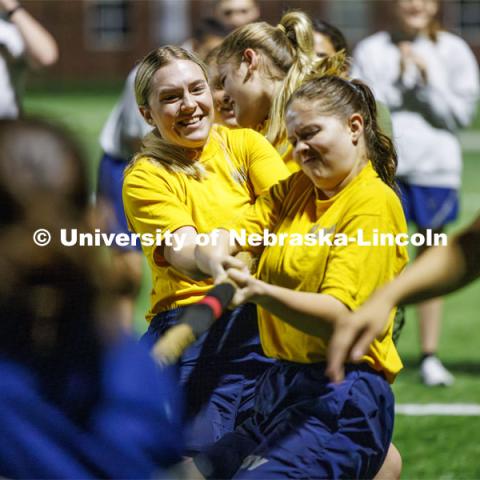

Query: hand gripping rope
[[152, 283, 235, 365]]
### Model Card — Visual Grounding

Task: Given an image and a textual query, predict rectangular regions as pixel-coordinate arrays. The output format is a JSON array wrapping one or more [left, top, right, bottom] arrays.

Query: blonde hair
[[216, 10, 347, 145], [129, 45, 210, 180]]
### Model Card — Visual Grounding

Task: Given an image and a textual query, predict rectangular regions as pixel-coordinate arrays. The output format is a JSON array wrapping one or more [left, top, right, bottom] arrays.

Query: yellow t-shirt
[[122, 125, 290, 319], [228, 162, 408, 382]]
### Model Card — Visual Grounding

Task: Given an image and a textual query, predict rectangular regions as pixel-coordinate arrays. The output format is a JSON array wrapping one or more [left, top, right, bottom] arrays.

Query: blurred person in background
[[311, 18, 394, 141], [0, 0, 57, 118], [0, 118, 183, 478], [182, 0, 259, 54], [312, 19, 348, 59], [213, 0, 260, 31], [97, 66, 152, 330], [191, 17, 230, 60], [352, 0, 480, 386]]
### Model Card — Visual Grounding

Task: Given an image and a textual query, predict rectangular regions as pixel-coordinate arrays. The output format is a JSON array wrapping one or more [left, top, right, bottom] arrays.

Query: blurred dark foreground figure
[[0, 118, 184, 479]]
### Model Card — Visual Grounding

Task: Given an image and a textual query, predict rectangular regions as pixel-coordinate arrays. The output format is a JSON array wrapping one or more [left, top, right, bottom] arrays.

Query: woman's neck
[[398, 21, 431, 39], [255, 78, 283, 132], [318, 153, 369, 200]]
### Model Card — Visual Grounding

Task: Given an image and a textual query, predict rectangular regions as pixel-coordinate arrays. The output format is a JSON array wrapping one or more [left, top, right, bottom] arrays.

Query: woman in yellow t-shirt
[[194, 76, 408, 479], [213, 10, 346, 173], [122, 45, 290, 454]]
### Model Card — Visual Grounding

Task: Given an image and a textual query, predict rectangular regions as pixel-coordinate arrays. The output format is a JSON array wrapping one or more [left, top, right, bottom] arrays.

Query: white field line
[[396, 403, 480, 416]]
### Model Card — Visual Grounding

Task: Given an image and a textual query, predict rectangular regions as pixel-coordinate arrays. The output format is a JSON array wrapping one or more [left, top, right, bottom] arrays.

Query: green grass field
[[24, 87, 480, 479]]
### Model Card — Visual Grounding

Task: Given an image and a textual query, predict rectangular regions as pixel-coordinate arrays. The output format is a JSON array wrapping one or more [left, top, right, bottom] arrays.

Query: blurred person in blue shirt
[[0, 118, 184, 479]]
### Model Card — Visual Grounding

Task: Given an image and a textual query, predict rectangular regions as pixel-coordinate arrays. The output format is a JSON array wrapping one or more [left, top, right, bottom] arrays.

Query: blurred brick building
[[23, 0, 480, 82]]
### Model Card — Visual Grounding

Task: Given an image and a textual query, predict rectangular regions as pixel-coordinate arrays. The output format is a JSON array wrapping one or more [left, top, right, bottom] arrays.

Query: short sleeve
[[320, 213, 408, 310], [235, 129, 290, 195], [227, 174, 295, 253], [0, 20, 25, 58], [121, 68, 152, 140], [123, 162, 194, 240]]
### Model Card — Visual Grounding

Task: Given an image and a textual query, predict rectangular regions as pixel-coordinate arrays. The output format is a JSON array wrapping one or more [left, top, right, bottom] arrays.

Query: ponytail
[[267, 11, 348, 145], [215, 11, 348, 145], [350, 80, 397, 192]]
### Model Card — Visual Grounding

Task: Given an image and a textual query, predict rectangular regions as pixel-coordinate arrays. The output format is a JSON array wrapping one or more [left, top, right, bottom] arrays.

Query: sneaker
[[420, 356, 455, 386]]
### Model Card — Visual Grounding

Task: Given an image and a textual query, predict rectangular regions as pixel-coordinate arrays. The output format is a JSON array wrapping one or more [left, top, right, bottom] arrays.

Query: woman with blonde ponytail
[[193, 76, 408, 479], [215, 10, 347, 171], [122, 45, 290, 454]]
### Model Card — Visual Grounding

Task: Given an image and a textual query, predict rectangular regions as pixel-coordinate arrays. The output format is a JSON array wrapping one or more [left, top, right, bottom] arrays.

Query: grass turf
[[23, 87, 480, 479]]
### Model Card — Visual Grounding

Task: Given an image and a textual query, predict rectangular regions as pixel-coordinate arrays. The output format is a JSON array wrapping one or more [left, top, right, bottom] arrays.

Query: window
[[325, 0, 369, 46], [85, 0, 131, 50], [442, 0, 480, 45]]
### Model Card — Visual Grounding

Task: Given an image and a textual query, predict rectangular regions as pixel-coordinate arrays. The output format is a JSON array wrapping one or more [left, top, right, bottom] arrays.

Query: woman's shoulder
[[348, 167, 402, 213], [124, 156, 173, 183], [275, 170, 311, 199], [436, 30, 476, 54], [212, 125, 281, 170], [214, 124, 269, 146]]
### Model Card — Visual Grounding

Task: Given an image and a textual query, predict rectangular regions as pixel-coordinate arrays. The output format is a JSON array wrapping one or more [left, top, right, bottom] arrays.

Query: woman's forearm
[[163, 227, 209, 281], [5, 0, 58, 68], [255, 283, 348, 338], [383, 240, 468, 306], [194, 229, 241, 279]]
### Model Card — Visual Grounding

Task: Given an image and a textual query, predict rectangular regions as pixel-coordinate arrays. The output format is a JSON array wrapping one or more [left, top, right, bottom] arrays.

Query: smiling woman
[[122, 45, 290, 454], [138, 60, 213, 149]]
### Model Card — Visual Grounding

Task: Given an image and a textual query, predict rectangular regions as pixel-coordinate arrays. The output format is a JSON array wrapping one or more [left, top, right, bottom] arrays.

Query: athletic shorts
[[398, 180, 459, 230], [196, 362, 394, 479], [97, 152, 141, 252], [141, 303, 274, 454]]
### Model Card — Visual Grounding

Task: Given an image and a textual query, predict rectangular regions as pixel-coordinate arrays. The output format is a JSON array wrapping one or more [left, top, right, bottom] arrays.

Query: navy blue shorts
[[97, 152, 141, 252], [197, 362, 394, 479], [141, 303, 274, 454], [398, 180, 459, 230]]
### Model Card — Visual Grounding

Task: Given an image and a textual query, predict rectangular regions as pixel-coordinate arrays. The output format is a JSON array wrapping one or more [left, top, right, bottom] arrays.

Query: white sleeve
[[413, 37, 480, 131], [0, 20, 25, 59], [352, 36, 403, 109], [99, 67, 152, 157], [120, 68, 152, 140]]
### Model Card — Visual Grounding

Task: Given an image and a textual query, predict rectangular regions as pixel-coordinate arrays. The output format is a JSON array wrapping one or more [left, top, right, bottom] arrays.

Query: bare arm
[[194, 229, 244, 282], [1, 0, 58, 68], [163, 226, 209, 281], [326, 215, 480, 382], [166, 227, 245, 282], [226, 268, 349, 338]]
